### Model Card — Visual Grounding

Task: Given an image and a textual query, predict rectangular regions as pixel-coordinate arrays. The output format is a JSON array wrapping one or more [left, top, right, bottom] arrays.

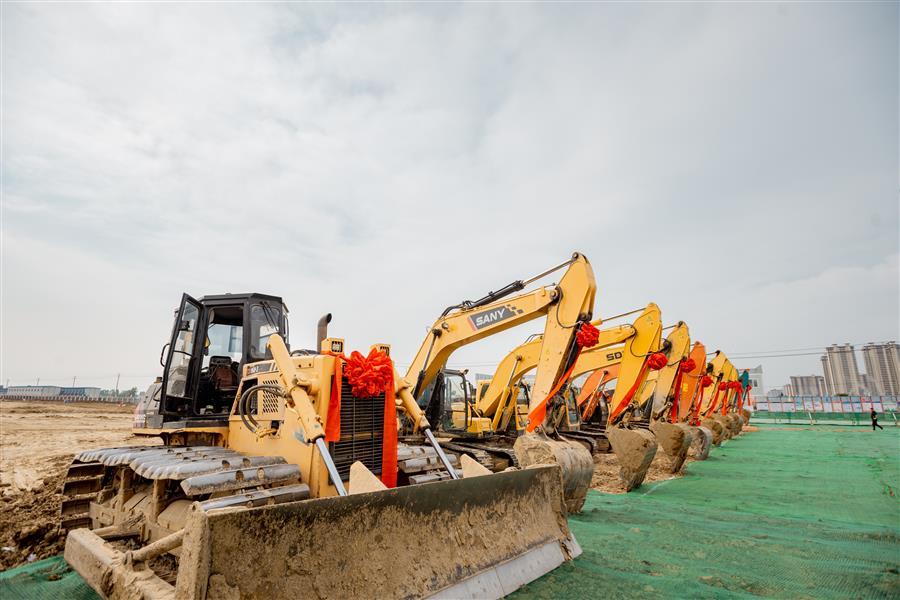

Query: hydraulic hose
[[237, 384, 283, 433]]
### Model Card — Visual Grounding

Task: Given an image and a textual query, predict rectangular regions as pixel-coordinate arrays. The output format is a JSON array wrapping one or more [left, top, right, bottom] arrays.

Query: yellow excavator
[[574, 320, 701, 474], [668, 340, 714, 460], [397, 253, 597, 512], [60, 292, 583, 600], [695, 351, 739, 445], [463, 304, 668, 490], [635, 322, 697, 473]]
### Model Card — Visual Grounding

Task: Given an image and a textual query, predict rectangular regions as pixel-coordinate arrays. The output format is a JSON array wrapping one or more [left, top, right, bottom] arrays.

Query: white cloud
[[2, 3, 897, 391]]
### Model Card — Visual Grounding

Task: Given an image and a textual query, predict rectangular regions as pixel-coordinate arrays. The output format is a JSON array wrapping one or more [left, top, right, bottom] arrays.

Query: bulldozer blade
[[606, 426, 658, 491], [686, 425, 712, 460], [649, 421, 693, 473], [66, 466, 580, 600], [701, 417, 726, 445], [514, 432, 593, 514]]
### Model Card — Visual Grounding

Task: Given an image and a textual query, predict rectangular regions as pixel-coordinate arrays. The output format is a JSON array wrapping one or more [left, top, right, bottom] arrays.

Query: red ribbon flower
[[700, 375, 714, 388], [576, 321, 601, 348], [647, 352, 668, 370], [679, 358, 697, 373], [343, 349, 394, 398]]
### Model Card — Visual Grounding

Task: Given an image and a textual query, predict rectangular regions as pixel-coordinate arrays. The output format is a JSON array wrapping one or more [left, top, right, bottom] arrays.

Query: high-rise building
[[821, 344, 864, 395], [789, 375, 827, 396], [861, 342, 900, 395]]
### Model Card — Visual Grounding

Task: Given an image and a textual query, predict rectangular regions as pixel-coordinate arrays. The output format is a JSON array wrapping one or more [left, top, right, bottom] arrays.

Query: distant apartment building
[[783, 384, 794, 397], [789, 375, 827, 396], [821, 344, 865, 395], [861, 342, 900, 395]]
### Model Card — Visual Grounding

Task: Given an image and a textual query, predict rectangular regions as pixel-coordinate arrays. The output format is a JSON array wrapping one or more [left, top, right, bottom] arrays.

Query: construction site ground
[[0, 402, 897, 599]]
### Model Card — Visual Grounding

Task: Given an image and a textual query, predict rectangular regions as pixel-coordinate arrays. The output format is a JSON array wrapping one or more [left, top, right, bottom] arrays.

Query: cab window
[[249, 303, 283, 359]]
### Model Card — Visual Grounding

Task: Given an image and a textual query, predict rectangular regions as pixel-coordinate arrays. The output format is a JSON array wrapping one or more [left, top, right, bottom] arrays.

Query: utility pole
[[36, 377, 40, 386], [72, 376, 77, 387], [114, 373, 120, 395]]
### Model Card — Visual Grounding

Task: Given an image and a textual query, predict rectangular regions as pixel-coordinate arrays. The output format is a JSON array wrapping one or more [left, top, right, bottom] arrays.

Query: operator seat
[[208, 356, 239, 390]]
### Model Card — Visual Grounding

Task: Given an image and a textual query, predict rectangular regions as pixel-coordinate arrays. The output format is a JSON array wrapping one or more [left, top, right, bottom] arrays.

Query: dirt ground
[[0, 400, 158, 571]]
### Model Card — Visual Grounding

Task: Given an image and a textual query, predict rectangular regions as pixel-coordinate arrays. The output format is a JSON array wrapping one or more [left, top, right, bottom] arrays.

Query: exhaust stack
[[317, 313, 332, 350]]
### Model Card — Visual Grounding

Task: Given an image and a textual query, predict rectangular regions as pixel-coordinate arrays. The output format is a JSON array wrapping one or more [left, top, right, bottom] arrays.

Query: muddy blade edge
[[66, 465, 579, 600]]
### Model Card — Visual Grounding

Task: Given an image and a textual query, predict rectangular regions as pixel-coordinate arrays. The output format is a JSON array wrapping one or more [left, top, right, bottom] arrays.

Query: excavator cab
[[421, 369, 480, 434], [158, 293, 289, 422]]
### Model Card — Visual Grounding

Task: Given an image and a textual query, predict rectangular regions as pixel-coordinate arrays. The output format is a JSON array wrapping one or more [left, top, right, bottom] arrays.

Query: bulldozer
[[60, 292, 583, 599], [464, 304, 669, 491], [396, 253, 597, 512]]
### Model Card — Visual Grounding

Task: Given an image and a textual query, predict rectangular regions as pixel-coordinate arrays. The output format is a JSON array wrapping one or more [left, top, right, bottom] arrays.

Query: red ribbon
[[722, 381, 742, 415], [669, 358, 697, 423], [738, 385, 752, 412], [689, 375, 713, 425], [707, 382, 725, 416], [647, 352, 668, 370], [608, 352, 668, 424], [526, 321, 598, 432], [324, 348, 398, 488], [576, 321, 601, 348]]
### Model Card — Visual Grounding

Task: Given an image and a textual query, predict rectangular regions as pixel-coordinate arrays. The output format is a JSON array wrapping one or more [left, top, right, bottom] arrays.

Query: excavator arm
[[648, 322, 691, 420], [472, 306, 660, 432], [398, 253, 596, 433]]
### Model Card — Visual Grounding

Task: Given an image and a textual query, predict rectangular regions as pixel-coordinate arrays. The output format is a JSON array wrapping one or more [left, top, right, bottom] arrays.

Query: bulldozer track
[[436, 441, 502, 469], [59, 460, 106, 533]]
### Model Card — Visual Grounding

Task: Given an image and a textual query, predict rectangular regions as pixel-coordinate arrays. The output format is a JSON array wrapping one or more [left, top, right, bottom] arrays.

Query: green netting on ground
[[753, 411, 900, 427], [0, 556, 97, 600], [514, 425, 899, 599]]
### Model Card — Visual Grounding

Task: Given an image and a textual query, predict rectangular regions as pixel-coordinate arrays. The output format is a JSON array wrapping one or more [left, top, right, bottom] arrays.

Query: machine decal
[[467, 305, 519, 330]]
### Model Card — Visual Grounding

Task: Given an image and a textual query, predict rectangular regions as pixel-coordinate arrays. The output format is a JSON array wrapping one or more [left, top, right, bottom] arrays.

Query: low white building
[[4, 385, 62, 397]]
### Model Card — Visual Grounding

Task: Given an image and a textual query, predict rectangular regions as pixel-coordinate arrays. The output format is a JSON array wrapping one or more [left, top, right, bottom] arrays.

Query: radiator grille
[[328, 379, 385, 481]]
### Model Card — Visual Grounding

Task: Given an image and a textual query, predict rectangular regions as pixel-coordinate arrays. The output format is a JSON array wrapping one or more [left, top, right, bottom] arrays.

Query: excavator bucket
[[65, 465, 579, 600], [606, 426, 658, 490], [686, 425, 713, 460], [648, 421, 693, 473], [710, 414, 734, 440], [514, 432, 594, 513], [701, 416, 726, 446], [725, 413, 743, 436]]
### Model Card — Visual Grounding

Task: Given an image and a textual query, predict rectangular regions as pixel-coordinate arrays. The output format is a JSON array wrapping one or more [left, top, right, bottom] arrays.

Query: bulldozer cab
[[160, 292, 289, 420]]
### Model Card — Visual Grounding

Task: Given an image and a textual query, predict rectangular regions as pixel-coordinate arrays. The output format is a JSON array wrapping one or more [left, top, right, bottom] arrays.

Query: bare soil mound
[[0, 400, 158, 571]]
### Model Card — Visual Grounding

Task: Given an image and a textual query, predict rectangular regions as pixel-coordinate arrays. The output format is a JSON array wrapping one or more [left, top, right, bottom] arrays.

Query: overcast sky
[[2, 3, 898, 393]]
